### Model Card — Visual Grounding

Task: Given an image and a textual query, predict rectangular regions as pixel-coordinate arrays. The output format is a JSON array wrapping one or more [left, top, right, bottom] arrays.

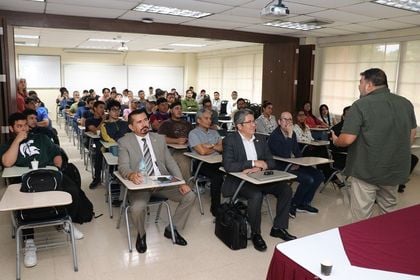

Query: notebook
[[247, 170, 291, 182]]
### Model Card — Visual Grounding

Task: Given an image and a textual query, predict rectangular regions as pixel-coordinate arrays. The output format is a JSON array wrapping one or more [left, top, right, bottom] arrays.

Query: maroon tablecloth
[[266, 248, 317, 280], [339, 204, 420, 276]]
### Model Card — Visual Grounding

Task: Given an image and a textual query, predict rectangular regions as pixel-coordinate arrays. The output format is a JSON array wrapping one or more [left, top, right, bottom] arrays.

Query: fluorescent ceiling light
[[147, 48, 175, 52], [31, 0, 45, 2], [15, 43, 38, 47], [133, 4, 212, 18], [170, 43, 206, 47], [373, 0, 420, 12], [264, 21, 323, 31], [88, 38, 129, 43], [14, 34, 39, 39]]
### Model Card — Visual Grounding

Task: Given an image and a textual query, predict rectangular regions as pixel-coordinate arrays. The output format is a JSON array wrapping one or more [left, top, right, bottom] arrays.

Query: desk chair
[[116, 196, 176, 252], [319, 149, 347, 193], [188, 158, 212, 215]]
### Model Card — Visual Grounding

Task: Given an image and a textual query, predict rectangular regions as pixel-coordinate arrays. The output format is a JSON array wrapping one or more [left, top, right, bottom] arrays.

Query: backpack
[[72, 188, 95, 224], [61, 162, 81, 190], [19, 170, 67, 221]]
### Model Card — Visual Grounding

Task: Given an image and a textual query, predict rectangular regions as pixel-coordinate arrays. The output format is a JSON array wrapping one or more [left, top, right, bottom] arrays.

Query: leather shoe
[[270, 228, 297, 241], [252, 233, 267, 252], [164, 229, 187, 246], [135, 233, 147, 253]]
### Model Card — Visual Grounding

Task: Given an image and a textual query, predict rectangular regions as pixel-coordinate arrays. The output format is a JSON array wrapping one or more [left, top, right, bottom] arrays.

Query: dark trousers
[[290, 166, 324, 206], [93, 139, 103, 180], [238, 182, 292, 234], [197, 163, 224, 216]]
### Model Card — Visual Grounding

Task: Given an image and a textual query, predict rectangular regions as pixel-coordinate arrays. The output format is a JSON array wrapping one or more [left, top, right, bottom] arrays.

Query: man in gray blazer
[[118, 109, 196, 253], [222, 109, 296, 252]]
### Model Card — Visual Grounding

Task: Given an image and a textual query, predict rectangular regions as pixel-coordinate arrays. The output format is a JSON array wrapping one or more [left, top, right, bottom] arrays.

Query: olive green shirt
[[342, 87, 416, 185]]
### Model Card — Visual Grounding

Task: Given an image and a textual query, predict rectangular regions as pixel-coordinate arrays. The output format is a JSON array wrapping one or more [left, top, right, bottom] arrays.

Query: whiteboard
[[128, 65, 184, 93], [63, 64, 127, 94], [18, 55, 61, 88]]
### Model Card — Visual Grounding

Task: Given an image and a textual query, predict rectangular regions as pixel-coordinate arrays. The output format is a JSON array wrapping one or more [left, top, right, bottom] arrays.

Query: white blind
[[318, 43, 400, 116], [197, 53, 262, 103]]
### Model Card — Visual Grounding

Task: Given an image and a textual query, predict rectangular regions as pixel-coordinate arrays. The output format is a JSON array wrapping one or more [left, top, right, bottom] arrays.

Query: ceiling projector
[[261, 0, 290, 17]]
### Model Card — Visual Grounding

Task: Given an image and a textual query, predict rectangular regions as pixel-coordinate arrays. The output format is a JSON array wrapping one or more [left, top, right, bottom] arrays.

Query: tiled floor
[[1, 123, 419, 280]]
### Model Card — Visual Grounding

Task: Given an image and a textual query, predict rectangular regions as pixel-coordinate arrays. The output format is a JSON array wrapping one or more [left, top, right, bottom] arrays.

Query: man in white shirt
[[212, 91, 222, 113], [226, 90, 238, 115]]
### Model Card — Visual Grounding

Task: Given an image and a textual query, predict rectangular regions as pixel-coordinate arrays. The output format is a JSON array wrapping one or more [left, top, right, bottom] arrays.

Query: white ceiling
[[3, 0, 420, 52]]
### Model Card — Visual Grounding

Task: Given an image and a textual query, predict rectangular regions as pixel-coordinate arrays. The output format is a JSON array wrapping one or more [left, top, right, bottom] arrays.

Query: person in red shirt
[[16, 78, 27, 113], [303, 101, 328, 128]]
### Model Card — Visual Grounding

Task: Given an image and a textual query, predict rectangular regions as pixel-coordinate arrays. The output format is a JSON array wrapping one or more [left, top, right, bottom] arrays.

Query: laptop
[[247, 170, 291, 182]]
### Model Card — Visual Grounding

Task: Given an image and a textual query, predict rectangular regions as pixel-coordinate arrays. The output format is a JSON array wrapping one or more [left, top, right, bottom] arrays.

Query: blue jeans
[[291, 166, 324, 206]]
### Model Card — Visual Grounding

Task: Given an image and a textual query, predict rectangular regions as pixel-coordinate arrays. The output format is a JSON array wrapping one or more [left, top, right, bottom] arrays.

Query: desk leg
[[193, 161, 204, 215], [117, 187, 128, 229], [231, 180, 246, 203]]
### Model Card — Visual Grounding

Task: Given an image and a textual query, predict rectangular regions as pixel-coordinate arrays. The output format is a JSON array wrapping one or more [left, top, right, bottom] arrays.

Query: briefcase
[[215, 203, 248, 250]]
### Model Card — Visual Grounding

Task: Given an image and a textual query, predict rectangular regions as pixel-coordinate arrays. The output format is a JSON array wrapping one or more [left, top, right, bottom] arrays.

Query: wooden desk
[[0, 184, 71, 211], [219, 167, 296, 202], [2, 166, 58, 186], [103, 152, 119, 218], [273, 156, 333, 172], [167, 143, 188, 150], [100, 140, 118, 149]]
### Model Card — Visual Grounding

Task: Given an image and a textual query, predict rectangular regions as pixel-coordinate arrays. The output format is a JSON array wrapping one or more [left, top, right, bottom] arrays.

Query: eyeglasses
[[241, 120, 256, 125], [281, 118, 293, 122]]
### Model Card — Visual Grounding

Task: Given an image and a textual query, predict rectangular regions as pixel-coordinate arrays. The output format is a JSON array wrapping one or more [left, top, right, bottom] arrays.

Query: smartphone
[[157, 176, 171, 182]]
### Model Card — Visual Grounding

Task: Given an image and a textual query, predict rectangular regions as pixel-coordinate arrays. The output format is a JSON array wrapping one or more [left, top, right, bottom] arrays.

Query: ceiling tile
[[46, 3, 126, 18], [142, 0, 232, 13], [181, 19, 250, 29], [392, 15, 420, 25], [361, 19, 415, 30], [335, 23, 382, 33], [286, 0, 371, 9], [119, 10, 192, 24], [338, 2, 417, 18], [0, 0, 45, 13], [203, 13, 264, 24], [47, 0, 137, 10], [308, 9, 377, 23]]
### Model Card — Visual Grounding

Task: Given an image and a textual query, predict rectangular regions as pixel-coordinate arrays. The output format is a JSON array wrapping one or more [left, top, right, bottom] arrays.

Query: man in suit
[[222, 109, 296, 252], [118, 109, 196, 254]]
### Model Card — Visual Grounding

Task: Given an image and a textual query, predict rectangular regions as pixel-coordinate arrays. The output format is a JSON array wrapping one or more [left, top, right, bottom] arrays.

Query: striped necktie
[[142, 138, 154, 176]]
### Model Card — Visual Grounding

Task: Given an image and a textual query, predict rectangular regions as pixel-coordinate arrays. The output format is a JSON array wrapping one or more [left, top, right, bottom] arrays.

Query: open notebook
[[247, 170, 292, 182]]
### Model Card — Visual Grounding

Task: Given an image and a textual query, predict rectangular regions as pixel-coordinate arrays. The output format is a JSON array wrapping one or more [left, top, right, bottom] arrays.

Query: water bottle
[[139, 158, 148, 184]]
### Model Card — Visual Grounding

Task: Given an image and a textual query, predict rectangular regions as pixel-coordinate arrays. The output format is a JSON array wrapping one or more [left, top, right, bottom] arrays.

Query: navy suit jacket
[[222, 132, 276, 196], [268, 128, 302, 170]]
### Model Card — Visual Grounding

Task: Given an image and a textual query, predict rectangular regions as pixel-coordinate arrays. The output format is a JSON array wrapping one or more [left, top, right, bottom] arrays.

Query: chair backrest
[[220, 100, 229, 115], [21, 169, 63, 193], [249, 103, 262, 119]]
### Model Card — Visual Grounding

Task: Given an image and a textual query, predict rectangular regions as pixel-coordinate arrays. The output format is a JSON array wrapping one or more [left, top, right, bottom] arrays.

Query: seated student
[[101, 100, 129, 143], [74, 97, 95, 126], [188, 109, 224, 216], [202, 98, 219, 129], [293, 110, 314, 144], [24, 96, 51, 130], [150, 97, 169, 131], [269, 112, 324, 218], [255, 101, 277, 135], [319, 104, 337, 128], [85, 101, 106, 189], [0, 113, 84, 268], [23, 109, 60, 145], [303, 101, 328, 129], [158, 101, 193, 181], [223, 109, 296, 252], [118, 109, 196, 254], [123, 99, 139, 121]]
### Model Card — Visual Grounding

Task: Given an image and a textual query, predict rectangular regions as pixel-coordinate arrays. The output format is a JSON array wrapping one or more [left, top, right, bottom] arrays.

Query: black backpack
[[61, 162, 81, 190], [19, 169, 67, 221]]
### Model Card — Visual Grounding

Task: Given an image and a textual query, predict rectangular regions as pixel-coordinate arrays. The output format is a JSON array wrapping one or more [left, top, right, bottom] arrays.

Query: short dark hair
[[128, 108, 148, 125], [86, 97, 96, 104], [24, 96, 37, 104], [202, 98, 212, 106], [237, 98, 245, 104], [22, 109, 37, 117], [93, 100, 105, 108], [107, 100, 121, 109], [28, 90, 38, 97], [156, 97, 168, 105], [102, 88, 110, 94], [262, 100, 272, 109], [8, 112, 27, 126], [360, 68, 388, 87], [170, 101, 182, 109]]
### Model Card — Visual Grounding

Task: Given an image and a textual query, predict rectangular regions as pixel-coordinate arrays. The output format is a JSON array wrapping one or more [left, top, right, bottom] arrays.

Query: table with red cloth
[[267, 204, 420, 280]]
